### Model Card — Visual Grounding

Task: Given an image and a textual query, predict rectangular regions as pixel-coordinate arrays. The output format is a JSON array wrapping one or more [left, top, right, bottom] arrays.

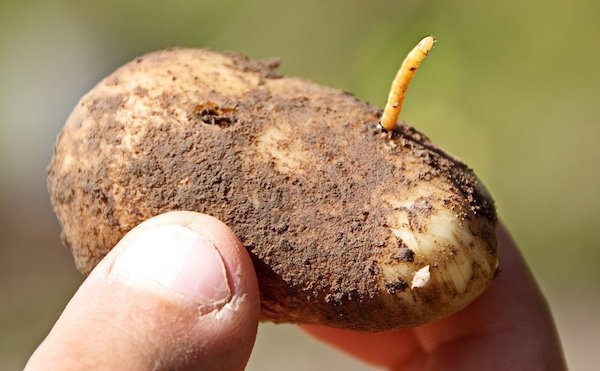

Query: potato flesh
[[383, 184, 496, 295], [48, 49, 498, 331]]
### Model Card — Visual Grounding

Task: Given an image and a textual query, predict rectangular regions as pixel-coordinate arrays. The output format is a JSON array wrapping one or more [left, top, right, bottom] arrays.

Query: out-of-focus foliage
[[1, 0, 599, 369]]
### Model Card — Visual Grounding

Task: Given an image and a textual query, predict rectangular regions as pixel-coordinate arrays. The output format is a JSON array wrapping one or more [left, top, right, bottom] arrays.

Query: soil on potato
[[48, 50, 496, 328]]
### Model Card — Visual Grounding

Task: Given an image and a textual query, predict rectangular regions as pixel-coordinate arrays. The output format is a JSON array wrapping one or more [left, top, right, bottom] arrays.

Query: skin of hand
[[26, 212, 567, 371]]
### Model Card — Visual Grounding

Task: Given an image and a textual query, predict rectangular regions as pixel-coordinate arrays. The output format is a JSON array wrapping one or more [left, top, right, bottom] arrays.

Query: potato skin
[[48, 49, 498, 331]]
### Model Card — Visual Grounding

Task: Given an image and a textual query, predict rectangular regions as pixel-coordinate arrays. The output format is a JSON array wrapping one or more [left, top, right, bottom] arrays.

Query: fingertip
[[111, 211, 261, 369]]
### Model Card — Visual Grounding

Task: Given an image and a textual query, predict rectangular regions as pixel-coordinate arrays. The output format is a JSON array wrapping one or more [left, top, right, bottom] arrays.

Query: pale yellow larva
[[380, 36, 434, 131]]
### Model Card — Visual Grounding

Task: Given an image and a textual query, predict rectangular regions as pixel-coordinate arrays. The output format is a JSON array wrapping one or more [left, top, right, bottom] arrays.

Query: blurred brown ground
[[1, 0, 599, 369]]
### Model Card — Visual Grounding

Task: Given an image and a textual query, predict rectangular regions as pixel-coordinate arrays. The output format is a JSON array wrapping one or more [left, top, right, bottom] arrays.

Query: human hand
[[27, 212, 567, 370]]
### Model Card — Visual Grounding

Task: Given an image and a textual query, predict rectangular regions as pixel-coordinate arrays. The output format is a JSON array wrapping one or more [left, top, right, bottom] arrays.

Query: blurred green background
[[1, 0, 599, 369]]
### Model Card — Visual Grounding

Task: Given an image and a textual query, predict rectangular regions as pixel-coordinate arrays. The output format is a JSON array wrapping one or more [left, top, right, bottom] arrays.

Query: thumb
[[27, 211, 260, 371]]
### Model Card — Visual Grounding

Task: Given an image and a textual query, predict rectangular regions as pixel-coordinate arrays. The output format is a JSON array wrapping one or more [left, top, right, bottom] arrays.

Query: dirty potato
[[47, 49, 498, 331]]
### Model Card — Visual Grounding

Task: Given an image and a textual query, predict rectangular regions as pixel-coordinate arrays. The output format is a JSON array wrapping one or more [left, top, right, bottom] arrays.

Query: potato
[[47, 48, 498, 331]]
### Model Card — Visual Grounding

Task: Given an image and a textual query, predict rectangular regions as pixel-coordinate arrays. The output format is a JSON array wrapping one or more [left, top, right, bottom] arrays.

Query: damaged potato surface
[[48, 49, 498, 331]]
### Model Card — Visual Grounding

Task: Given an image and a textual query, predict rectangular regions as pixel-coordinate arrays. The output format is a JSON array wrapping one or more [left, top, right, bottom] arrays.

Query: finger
[[301, 324, 421, 368], [26, 211, 260, 371], [303, 224, 567, 370]]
